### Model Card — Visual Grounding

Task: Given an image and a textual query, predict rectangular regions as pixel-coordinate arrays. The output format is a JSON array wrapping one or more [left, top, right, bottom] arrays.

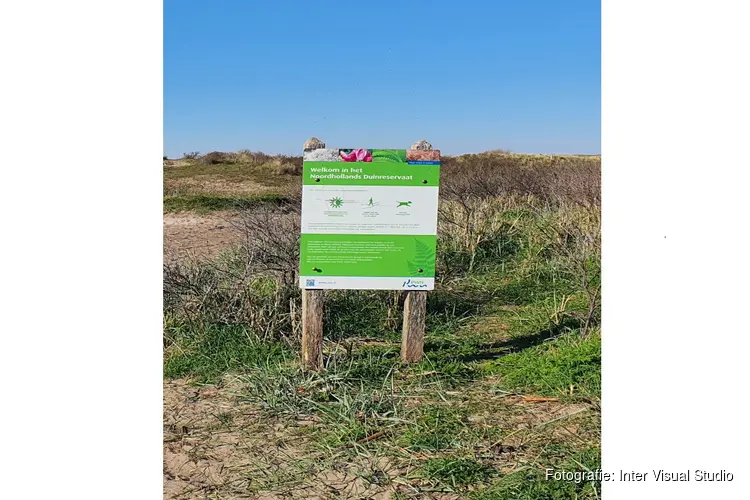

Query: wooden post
[[300, 137, 327, 371], [301, 288, 324, 371], [400, 139, 434, 363], [402, 291, 427, 362]]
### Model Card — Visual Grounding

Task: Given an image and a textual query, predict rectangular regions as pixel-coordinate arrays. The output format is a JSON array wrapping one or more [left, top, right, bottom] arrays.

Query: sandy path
[[163, 211, 243, 263]]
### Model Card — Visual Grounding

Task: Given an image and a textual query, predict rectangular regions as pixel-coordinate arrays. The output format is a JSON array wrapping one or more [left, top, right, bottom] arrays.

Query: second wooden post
[[301, 288, 324, 371], [401, 290, 427, 362]]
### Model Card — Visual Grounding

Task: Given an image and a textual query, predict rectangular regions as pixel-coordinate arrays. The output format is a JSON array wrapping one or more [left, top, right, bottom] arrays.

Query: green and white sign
[[299, 148, 441, 290]]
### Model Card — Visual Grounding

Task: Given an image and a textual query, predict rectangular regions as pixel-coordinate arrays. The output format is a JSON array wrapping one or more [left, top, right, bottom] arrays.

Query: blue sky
[[164, 0, 600, 157]]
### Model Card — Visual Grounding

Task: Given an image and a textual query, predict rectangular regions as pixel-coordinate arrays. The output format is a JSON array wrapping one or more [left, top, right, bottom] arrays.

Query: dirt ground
[[163, 376, 465, 500], [163, 374, 590, 499], [163, 211, 243, 263]]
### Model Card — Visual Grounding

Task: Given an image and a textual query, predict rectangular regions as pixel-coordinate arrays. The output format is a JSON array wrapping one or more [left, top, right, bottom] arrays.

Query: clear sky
[[164, 0, 600, 157]]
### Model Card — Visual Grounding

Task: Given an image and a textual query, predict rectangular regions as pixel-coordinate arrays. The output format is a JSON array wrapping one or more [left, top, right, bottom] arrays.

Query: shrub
[[276, 162, 302, 176], [200, 151, 231, 165], [441, 153, 600, 206], [231, 198, 302, 289]]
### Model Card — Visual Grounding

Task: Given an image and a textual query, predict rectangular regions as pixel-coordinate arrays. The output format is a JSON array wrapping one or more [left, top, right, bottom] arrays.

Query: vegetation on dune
[[163, 149, 599, 213], [162, 193, 291, 214], [163, 150, 601, 497], [163, 150, 303, 211]]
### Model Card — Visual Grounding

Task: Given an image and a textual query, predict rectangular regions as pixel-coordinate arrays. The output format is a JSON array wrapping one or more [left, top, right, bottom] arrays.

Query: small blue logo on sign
[[306, 279, 316, 287], [402, 279, 428, 288]]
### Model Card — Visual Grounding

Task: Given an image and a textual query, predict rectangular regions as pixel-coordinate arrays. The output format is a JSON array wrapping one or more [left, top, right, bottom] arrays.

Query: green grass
[[163, 157, 301, 212], [163, 193, 290, 213], [471, 448, 601, 499], [163, 322, 293, 383], [164, 157, 297, 183], [401, 405, 469, 451], [482, 330, 601, 399], [323, 290, 399, 341], [422, 458, 496, 488]]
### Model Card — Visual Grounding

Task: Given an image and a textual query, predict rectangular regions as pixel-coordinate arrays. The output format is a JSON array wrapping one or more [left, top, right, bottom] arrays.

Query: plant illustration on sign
[[406, 238, 436, 277], [340, 149, 372, 162], [328, 197, 344, 208], [371, 149, 407, 163]]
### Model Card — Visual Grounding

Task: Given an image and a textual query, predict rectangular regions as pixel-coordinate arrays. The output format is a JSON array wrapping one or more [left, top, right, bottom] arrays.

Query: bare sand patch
[[163, 211, 242, 263]]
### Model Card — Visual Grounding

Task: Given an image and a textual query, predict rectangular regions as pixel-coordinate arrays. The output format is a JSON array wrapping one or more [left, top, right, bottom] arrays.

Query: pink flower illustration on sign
[[340, 149, 372, 162]]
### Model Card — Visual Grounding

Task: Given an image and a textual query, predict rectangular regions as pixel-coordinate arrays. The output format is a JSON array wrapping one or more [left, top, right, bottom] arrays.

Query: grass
[[163, 153, 301, 213], [401, 405, 470, 451], [483, 329, 601, 400], [163, 193, 290, 213], [422, 458, 497, 488], [163, 322, 293, 383], [471, 448, 601, 499], [162, 149, 601, 497]]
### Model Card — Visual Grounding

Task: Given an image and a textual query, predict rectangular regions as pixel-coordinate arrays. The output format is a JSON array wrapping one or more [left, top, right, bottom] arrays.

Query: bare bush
[[163, 255, 299, 341], [163, 196, 305, 340], [276, 154, 303, 169], [441, 154, 600, 206], [231, 196, 302, 289], [276, 162, 302, 176], [438, 196, 525, 274], [182, 151, 200, 159], [437, 153, 599, 273], [532, 203, 601, 336], [201, 151, 232, 165], [232, 150, 303, 168]]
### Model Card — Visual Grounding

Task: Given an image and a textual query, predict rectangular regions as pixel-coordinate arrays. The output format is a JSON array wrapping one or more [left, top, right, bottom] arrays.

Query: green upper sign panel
[[303, 161, 440, 186]]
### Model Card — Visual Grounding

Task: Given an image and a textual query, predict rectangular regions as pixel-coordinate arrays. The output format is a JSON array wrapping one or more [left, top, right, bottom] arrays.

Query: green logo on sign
[[397, 201, 412, 207], [329, 197, 344, 208]]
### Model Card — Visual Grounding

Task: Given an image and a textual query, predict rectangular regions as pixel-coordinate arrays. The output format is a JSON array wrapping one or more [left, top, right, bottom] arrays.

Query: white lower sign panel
[[300, 276, 435, 290]]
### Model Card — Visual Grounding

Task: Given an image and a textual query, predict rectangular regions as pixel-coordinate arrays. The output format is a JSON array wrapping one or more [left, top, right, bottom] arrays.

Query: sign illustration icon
[[397, 201, 412, 207], [328, 197, 344, 208]]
